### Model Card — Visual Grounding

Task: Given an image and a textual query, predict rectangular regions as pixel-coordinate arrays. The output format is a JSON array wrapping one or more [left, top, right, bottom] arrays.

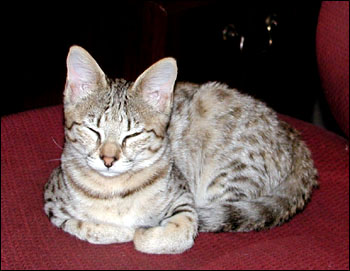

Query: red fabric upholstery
[[316, 1, 349, 138], [1, 105, 349, 270]]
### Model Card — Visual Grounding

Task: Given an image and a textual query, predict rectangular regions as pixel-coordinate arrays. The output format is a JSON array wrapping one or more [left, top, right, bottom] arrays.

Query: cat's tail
[[199, 137, 319, 232]]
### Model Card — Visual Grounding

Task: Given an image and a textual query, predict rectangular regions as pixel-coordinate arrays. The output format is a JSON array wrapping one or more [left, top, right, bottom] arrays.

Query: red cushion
[[1, 105, 349, 269], [316, 1, 349, 137]]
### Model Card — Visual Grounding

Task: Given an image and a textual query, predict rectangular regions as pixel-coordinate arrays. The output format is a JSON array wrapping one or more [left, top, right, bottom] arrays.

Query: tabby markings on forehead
[[208, 172, 228, 189], [127, 114, 131, 131]]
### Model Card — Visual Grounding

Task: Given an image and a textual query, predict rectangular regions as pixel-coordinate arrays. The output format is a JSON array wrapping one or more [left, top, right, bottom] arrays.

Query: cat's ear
[[132, 58, 177, 114], [64, 46, 107, 104]]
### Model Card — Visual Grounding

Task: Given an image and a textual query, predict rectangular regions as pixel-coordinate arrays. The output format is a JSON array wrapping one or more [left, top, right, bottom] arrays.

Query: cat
[[44, 45, 318, 254]]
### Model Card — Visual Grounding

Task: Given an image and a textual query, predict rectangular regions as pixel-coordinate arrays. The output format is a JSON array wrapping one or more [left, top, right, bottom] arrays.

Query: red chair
[[1, 2, 348, 269]]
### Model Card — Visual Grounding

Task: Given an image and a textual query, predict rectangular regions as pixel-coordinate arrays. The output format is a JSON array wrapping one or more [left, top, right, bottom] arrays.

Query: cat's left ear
[[132, 58, 177, 115], [65, 46, 107, 105]]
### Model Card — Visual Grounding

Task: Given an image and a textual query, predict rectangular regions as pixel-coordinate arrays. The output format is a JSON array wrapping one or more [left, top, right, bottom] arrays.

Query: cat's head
[[63, 45, 177, 177]]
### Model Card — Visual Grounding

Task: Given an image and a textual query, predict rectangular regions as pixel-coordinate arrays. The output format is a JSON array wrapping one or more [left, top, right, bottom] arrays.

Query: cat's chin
[[98, 171, 120, 177], [86, 158, 131, 178]]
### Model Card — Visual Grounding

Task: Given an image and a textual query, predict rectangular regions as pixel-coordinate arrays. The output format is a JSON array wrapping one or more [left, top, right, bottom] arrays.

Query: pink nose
[[100, 142, 121, 168], [101, 156, 117, 168]]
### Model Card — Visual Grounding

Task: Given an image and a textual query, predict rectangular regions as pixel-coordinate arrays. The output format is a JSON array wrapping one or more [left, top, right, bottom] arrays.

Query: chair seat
[[1, 105, 349, 269]]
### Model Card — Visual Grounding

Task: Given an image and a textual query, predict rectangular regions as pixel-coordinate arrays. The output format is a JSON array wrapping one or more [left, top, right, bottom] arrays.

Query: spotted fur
[[44, 46, 318, 254]]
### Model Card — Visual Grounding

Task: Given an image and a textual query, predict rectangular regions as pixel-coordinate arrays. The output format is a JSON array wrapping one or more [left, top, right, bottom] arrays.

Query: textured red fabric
[[316, 1, 349, 138], [1, 105, 349, 270]]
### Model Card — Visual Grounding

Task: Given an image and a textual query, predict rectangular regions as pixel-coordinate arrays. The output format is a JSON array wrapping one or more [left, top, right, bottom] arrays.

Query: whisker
[[46, 157, 75, 163], [46, 158, 62, 163], [52, 137, 63, 150]]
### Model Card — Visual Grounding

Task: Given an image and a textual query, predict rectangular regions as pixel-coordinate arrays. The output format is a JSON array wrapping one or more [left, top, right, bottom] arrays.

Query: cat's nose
[[101, 155, 117, 168], [100, 142, 121, 168]]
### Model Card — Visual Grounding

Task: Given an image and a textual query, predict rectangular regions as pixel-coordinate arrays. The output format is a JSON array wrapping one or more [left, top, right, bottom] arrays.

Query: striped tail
[[199, 136, 318, 232]]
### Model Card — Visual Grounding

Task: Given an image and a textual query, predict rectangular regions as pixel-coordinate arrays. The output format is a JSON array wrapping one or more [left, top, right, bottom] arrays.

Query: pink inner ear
[[66, 65, 98, 103], [64, 46, 108, 104], [67, 81, 81, 103], [159, 92, 171, 112], [143, 83, 172, 113], [67, 79, 95, 104], [68, 64, 82, 82], [133, 58, 177, 113], [66, 62, 84, 102]]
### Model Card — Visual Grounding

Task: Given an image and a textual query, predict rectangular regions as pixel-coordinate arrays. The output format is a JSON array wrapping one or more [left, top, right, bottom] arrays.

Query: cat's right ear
[[64, 46, 107, 105], [131, 58, 177, 115]]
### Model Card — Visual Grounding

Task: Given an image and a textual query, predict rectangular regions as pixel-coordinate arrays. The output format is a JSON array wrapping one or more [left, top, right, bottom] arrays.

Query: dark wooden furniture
[[4, 1, 324, 128]]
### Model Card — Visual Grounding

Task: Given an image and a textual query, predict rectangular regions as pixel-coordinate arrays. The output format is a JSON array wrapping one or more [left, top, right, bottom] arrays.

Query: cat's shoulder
[[174, 81, 235, 100], [175, 81, 231, 92]]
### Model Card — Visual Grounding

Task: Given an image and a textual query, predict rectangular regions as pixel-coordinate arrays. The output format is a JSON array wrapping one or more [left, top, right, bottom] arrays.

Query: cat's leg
[[61, 219, 135, 244], [44, 193, 134, 244], [44, 169, 135, 244], [45, 204, 134, 244], [133, 196, 198, 254], [134, 213, 198, 254]]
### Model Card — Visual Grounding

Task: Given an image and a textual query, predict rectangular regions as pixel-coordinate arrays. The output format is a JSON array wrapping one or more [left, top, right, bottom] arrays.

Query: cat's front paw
[[133, 225, 195, 254], [63, 219, 134, 244]]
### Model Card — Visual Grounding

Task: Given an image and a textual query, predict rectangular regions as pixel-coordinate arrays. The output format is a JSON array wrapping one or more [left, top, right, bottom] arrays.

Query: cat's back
[[169, 81, 280, 158], [169, 82, 294, 202], [170, 81, 277, 133]]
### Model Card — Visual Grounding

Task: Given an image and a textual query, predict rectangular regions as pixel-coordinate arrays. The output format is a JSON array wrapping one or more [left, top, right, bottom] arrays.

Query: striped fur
[[44, 46, 318, 254]]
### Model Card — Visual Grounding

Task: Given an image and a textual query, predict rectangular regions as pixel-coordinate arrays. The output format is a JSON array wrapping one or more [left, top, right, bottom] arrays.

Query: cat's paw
[[62, 219, 134, 244], [133, 225, 195, 254]]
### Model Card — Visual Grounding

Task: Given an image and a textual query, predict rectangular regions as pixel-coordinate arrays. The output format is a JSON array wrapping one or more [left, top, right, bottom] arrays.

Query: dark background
[[3, 1, 342, 134]]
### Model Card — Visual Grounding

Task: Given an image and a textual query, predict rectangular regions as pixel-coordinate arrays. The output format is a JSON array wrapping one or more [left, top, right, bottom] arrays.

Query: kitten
[[44, 46, 318, 254]]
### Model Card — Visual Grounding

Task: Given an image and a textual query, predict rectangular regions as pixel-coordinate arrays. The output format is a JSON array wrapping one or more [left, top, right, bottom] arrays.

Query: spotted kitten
[[44, 46, 318, 254]]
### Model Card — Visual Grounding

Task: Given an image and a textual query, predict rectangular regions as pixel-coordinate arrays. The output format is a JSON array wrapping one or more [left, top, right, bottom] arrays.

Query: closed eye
[[122, 130, 144, 147], [87, 127, 101, 142]]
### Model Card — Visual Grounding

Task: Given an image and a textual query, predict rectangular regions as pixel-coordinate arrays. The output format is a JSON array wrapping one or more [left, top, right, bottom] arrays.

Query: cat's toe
[[133, 227, 193, 254]]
